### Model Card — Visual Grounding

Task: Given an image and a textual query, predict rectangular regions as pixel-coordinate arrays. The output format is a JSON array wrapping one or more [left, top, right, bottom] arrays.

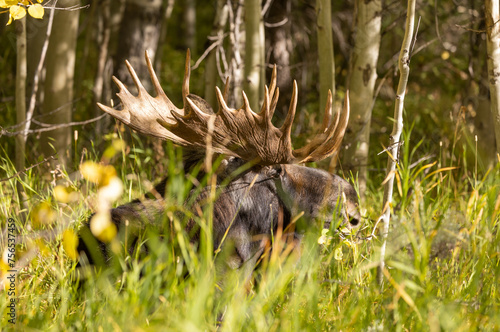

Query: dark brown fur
[[77, 156, 360, 273]]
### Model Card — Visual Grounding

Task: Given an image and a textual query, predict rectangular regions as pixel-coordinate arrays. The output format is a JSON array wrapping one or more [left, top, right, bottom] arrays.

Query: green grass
[[1, 132, 499, 331]]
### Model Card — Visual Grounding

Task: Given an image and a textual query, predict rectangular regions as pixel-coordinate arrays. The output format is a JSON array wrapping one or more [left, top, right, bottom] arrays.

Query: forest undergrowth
[[0, 124, 499, 331]]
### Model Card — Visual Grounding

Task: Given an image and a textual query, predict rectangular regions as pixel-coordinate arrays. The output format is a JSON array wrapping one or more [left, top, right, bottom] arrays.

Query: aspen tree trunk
[[41, 0, 80, 168], [184, 0, 197, 53], [343, 0, 382, 196], [114, 0, 162, 94], [244, 0, 264, 110], [485, 0, 500, 155], [93, 0, 112, 135], [15, 17, 27, 203], [267, 0, 293, 117], [316, 0, 335, 114], [154, 0, 176, 73], [377, 0, 416, 286], [113, 0, 163, 174], [204, 0, 228, 108], [227, 0, 244, 107]]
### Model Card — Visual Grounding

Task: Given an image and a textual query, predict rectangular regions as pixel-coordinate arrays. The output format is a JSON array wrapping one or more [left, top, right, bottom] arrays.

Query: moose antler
[[98, 51, 350, 165]]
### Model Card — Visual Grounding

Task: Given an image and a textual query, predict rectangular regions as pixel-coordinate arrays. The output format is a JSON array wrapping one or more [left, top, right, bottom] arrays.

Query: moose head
[[83, 50, 360, 270]]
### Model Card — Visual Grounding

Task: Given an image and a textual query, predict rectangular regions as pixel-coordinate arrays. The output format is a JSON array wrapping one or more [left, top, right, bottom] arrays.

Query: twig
[[42, 3, 90, 11], [261, 0, 273, 16], [192, 35, 227, 70], [0, 155, 57, 183], [0, 113, 108, 137], [264, 17, 288, 28], [409, 16, 421, 59]]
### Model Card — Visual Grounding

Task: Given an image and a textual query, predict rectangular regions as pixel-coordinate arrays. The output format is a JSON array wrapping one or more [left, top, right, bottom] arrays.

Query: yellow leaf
[[54, 185, 70, 203], [63, 229, 79, 260], [80, 161, 117, 187], [80, 161, 101, 183], [6, 14, 12, 25], [28, 3, 44, 19], [1, 0, 18, 8], [98, 177, 123, 202], [90, 212, 117, 243], [36, 239, 50, 257], [37, 0, 43, 2], [334, 247, 343, 261], [10, 5, 26, 20], [31, 202, 56, 228]]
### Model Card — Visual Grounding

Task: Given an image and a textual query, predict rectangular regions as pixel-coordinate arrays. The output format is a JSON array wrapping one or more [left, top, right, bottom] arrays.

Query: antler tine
[[215, 86, 231, 112], [260, 85, 271, 126], [320, 90, 333, 132], [294, 91, 350, 163], [97, 76, 132, 123], [268, 65, 278, 119], [223, 76, 230, 104], [125, 59, 147, 95], [269, 65, 277, 98], [182, 49, 191, 108], [241, 90, 259, 124], [280, 80, 298, 138], [145, 50, 164, 98]]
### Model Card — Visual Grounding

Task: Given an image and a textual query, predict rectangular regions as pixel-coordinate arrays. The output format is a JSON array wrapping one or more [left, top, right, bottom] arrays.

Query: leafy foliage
[[0, 0, 44, 25]]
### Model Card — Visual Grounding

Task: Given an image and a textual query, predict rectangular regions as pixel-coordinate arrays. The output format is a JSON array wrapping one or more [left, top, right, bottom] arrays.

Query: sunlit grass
[[0, 130, 499, 331]]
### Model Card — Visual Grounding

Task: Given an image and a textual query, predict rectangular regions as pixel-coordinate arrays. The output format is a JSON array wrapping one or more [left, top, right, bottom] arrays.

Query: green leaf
[[28, 3, 44, 19]]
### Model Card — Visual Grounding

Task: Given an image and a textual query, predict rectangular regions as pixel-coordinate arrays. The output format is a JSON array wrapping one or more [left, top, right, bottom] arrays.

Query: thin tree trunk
[[343, 0, 382, 196], [485, 0, 500, 155], [41, 0, 80, 168], [154, 0, 176, 72], [15, 17, 27, 204], [204, 0, 228, 108], [184, 0, 197, 53], [316, 0, 335, 114], [258, 4, 266, 103], [377, 0, 416, 286], [266, 0, 293, 118], [93, 0, 112, 135], [114, 0, 163, 94], [227, 0, 244, 108], [244, 0, 264, 110], [113, 0, 163, 175]]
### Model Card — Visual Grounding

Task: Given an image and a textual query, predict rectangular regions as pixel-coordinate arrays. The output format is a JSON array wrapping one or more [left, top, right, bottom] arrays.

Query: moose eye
[[349, 217, 360, 226], [267, 165, 283, 178]]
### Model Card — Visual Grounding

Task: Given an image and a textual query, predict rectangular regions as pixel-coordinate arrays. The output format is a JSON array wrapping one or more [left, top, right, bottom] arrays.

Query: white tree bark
[[377, 0, 416, 286], [316, 0, 335, 114], [41, 0, 80, 167], [15, 17, 27, 203], [343, 0, 382, 196], [204, 0, 228, 108], [244, 0, 264, 110], [227, 0, 244, 107], [485, 0, 500, 156]]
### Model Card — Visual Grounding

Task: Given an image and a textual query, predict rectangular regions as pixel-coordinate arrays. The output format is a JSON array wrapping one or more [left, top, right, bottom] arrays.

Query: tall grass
[[0, 129, 499, 331]]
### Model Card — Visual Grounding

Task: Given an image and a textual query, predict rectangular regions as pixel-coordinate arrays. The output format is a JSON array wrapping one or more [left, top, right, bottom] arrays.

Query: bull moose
[[77, 51, 360, 275]]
